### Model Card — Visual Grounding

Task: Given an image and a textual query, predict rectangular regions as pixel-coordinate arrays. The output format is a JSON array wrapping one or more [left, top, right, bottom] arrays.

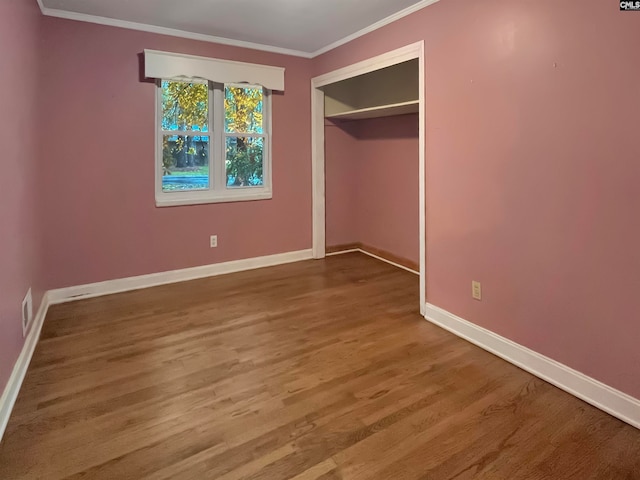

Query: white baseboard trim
[[0, 293, 51, 442], [325, 248, 419, 276], [1, 249, 314, 442], [424, 303, 640, 430], [357, 249, 419, 276], [48, 249, 314, 305], [325, 249, 359, 257]]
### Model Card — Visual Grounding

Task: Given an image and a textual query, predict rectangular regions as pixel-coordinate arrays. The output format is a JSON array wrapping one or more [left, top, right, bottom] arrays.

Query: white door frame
[[310, 41, 426, 313]]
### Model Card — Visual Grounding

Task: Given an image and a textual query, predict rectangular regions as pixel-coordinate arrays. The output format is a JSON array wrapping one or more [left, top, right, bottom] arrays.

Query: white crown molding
[[37, 5, 314, 58], [424, 303, 640, 430], [47, 249, 313, 304], [0, 292, 51, 442], [36, 0, 442, 59], [311, 0, 441, 57]]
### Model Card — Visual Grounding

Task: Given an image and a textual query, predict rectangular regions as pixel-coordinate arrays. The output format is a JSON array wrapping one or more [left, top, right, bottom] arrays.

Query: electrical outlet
[[22, 288, 33, 337], [210, 235, 218, 248], [472, 281, 482, 301]]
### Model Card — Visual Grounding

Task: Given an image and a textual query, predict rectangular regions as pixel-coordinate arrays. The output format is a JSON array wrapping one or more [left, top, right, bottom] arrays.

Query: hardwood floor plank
[[287, 459, 339, 480], [0, 253, 638, 479]]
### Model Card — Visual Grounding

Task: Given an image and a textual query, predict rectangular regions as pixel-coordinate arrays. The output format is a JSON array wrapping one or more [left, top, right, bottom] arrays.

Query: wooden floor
[[1, 254, 638, 479]]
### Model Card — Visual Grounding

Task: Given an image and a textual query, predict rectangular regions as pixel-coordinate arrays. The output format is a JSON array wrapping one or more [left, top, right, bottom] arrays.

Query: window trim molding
[[144, 49, 285, 91], [154, 79, 273, 208]]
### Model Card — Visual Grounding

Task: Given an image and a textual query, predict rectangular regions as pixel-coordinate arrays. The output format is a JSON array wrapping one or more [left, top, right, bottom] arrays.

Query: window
[[156, 80, 272, 206]]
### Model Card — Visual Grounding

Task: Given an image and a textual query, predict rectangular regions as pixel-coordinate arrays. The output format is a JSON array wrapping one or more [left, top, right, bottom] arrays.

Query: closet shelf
[[325, 100, 419, 121]]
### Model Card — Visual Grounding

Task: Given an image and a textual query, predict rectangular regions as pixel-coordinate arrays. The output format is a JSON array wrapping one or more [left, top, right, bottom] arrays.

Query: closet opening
[[311, 42, 426, 313]]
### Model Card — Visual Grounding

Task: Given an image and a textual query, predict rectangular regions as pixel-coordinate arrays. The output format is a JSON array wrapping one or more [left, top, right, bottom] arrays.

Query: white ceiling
[[38, 0, 438, 57]]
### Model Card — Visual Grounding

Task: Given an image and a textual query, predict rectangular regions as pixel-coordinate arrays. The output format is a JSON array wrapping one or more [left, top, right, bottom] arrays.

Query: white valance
[[144, 49, 285, 91]]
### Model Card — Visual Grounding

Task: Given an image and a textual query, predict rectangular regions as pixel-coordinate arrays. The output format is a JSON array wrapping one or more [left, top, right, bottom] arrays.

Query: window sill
[[156, 190, 272, 207]]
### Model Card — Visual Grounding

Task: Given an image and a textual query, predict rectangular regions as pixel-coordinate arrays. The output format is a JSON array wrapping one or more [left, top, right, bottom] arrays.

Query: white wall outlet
[[472, 281, 482, 301], [210, 235, 218, 248], [22, 288, 33, 337]]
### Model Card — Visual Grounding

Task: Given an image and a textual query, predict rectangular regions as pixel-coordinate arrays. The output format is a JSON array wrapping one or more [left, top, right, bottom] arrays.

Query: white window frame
[[155, 79, 272, 207]]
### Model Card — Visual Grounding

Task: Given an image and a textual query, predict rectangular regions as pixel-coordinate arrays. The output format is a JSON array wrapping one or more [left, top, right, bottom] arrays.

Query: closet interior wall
[[325, 113, 419, 269]]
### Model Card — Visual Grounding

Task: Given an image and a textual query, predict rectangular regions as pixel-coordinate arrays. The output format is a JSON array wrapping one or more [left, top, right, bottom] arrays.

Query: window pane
[[162, 135, 210, 192], [225, 85, 263, 134], [162, 81, 209, 132], [226, 137, 264, 187]]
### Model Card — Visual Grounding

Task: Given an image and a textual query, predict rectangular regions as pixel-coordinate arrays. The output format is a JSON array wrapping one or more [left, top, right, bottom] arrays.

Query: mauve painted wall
[[317, 0, 640, 398], [325, 115, 419, 266], [0, 0, 45, 392], [39, 18, 313, 289], [354, 114, 419, 265], [325, 122, 358, 247]]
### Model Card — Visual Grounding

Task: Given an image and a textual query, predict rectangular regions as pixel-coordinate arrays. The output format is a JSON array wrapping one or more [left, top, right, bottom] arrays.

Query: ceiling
[[38, 0, 439, 57]]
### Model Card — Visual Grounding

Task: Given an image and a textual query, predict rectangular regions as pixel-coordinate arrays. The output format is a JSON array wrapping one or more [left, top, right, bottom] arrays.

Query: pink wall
[[326, 115, 420, 266], [0, 0, 45, 391], [354, 114, 419, 265], [316, 0, 640, 398], [38, 18, 313, 289], [3, 0, 639, 406], [325, 121, 358, 247]]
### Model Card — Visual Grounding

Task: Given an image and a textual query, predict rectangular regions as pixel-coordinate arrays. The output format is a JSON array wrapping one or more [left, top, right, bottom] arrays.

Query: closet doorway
[[311, 42, 426, 313]]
